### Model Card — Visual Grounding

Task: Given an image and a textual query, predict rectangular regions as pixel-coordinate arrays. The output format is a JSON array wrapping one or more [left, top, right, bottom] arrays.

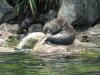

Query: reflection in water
[[0, 49, 100, 75]]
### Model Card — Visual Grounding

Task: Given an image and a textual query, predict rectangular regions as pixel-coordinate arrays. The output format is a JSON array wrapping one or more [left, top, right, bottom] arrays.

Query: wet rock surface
[[78, 24, 100, 47], [0, 3, 17, 24], [0, 1, 100, 57], [0, 23, 19, 34], [14, 23, 100, 57], [28, 24, 43, 33]]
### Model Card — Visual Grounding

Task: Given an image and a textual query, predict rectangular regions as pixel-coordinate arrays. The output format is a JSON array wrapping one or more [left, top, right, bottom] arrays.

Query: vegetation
[[5, 0, 59, 16], [6, 36, 19, 48]]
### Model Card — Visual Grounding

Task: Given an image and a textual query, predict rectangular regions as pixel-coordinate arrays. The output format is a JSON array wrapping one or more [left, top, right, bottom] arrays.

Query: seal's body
[[43, 18, 75, 45]]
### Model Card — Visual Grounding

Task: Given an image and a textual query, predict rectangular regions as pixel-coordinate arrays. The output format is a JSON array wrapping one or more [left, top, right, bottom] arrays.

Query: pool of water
[[0, 49, 100, 75]]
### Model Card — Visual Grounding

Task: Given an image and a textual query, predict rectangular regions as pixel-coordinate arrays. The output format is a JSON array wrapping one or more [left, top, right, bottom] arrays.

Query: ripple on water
[[0, 48, 100, 75]]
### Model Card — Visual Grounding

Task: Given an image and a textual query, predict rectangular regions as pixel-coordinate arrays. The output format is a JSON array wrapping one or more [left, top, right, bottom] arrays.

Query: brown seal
[[43, 18, 75, 45]]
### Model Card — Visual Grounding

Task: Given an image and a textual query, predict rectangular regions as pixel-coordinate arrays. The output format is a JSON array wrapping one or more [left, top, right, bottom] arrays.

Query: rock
[[32, 38, 85, 57], [6, 35, 19, 48], [32, 31, 100, 57], [45, 10, 57, 22], [16, 32, 45, 49], [0, 39, 6, 47], [78, 24, 100, 46], [19, 34, 26, 41], [57, 0, 100, 28], [0, 31, 13, 40], [0, 3, 17, 24], [0, 47, 14, 52], [28, 24, 43, 33], [0, 23, 19, 34], [39, 9, 57, 23], [15, 27, 100, 57], [0, 30, 19, 47]]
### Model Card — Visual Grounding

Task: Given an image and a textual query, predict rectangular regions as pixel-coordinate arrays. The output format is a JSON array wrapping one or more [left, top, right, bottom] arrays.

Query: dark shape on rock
[[43, 18, 75, 45]]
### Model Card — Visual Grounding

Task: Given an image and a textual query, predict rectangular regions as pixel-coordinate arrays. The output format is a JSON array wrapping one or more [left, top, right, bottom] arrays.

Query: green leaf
[[29, 0, 37, 15]]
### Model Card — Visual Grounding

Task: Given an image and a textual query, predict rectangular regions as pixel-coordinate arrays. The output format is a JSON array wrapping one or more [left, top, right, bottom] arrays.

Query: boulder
[[45, 10, 57, 22], [32, 26, 100, 57], [32, 38, 85, 57], [0, 3, 17, 24], [0, 31, 13, 40], [15, 26, 100, 57], [38, 9, 57, 23], [28, 24, 43, 33], [0, 47, 14, 52], [0, 39, 6, 47], [78, 24, 100, 46], [0, 23, 19, 34]]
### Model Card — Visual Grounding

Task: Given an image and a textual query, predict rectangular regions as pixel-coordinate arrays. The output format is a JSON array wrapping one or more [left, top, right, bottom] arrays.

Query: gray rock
[[78, 24, 100, 47], [0, 39, 6, 47], [44, 10, 57, 22], [19, 34, 26, 41], [32, 38, 85, 57], [39, 10, 57, 23], [0, 3, 17, 24], [28, 24, 43, 33], [57, 0, 100, 28], [86, 24, 100, 45], [0, 23, 19, 34], [0, 31, 13, 40]]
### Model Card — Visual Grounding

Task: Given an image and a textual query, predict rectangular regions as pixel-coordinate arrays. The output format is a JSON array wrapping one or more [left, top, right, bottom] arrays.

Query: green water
[[0, 49, 100, 75]]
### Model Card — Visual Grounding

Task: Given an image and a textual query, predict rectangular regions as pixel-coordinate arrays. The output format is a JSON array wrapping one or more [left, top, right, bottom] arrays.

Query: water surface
[[0, 49, 100, 75]]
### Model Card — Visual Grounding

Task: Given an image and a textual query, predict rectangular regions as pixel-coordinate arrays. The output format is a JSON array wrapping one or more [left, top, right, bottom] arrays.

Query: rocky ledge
[[14, 24, 100, 57]]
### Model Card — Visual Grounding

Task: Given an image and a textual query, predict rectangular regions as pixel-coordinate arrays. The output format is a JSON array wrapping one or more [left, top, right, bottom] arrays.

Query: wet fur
[[43, 18, 75, 45]]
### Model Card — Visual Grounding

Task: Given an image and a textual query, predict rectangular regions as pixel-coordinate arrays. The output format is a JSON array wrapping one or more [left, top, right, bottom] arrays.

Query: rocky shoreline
[[0, 3, 100, 57]]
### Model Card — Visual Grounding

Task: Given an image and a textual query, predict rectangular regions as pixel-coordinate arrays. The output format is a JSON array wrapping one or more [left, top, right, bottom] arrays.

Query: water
[[0, 49, 100, 75]]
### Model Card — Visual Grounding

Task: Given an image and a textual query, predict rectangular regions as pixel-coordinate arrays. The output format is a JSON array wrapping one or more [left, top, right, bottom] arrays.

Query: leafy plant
[[6, 0, 59, 15]]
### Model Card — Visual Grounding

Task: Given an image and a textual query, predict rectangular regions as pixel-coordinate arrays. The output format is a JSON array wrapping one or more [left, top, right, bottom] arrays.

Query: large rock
[[15, 28, 100, 57], [0, 23, 19, 34], [78, 24, 100, 46], [0, 31, 18, 47], [32, 36, 100, 57], [57, 0, 100, 28], [32, 38, 85, 57], [16, 32, 45, 49], [0, 31, 13, 40], [0, 3, 17, 24], [39, 10, 57, 23], [28, 24, 43, 33], [0, 39, 6, 47]]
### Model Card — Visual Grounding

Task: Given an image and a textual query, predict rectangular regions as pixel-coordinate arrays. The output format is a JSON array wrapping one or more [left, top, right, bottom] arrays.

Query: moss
[[6, 36, 19, 48]]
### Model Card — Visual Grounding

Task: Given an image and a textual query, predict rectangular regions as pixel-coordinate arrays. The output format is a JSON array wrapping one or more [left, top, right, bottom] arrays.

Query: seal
[[43, 18, 75, 45]]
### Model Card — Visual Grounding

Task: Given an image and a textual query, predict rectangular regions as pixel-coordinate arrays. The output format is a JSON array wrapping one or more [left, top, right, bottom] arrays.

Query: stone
[[0, 31, 13, 40], [32, 38, 85, 57], [0, 23, 19, 34], [0, 3, 17, 24], [28, 24, 43, 33], [0, 39, 6, 47], [57, 0, 100, 28], [38, 9, 57, 24], [0, 47, 14, 52], [78, 24, 100, 46], [45, 10, 57, 22]]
